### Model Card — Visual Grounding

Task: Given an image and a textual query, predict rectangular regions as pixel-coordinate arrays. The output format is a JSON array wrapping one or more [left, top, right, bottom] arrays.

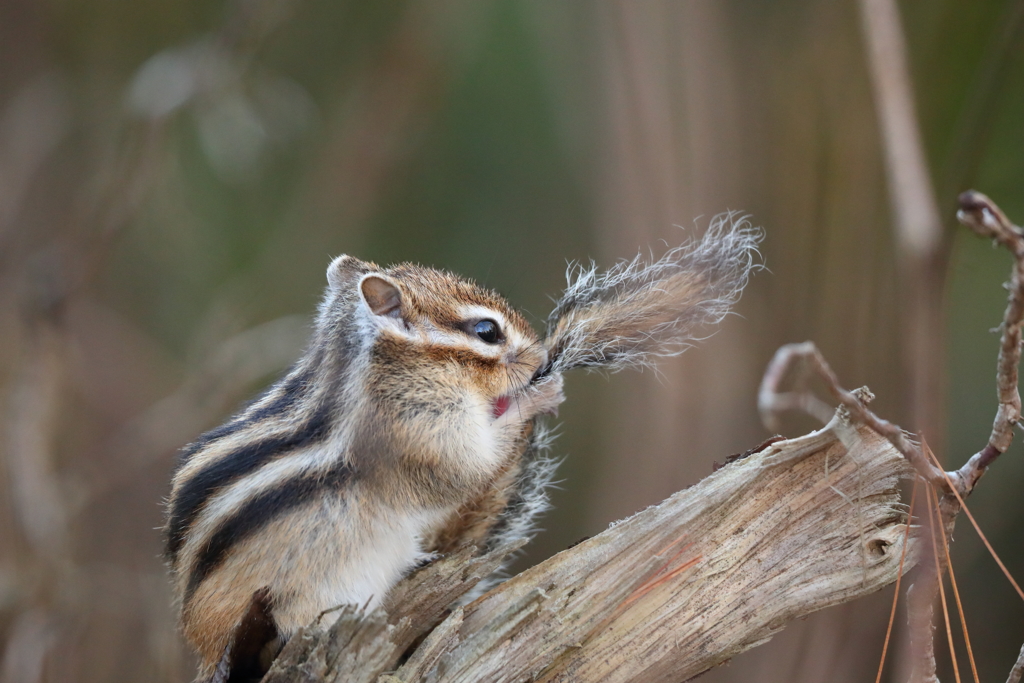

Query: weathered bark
[[263, 413, 915, 683]]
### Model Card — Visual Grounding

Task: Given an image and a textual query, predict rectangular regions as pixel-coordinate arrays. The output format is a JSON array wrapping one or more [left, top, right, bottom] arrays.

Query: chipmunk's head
[[323, 255, 551, 428]]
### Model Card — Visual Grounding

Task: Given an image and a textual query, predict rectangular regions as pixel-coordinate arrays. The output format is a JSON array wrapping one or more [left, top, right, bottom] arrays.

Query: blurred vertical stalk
[[0, 7, 73, 682], [5, 317, 68, 564], [858, 0, 945, 451], [858, 1, 946, 682], [592, 0, 753, 523], [1, 306, 69, 683], [593, 0, 684, 516]]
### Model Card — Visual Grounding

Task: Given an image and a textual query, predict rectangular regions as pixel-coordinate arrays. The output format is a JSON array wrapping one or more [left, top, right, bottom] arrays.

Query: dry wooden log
[[261, 411, 915, 683]]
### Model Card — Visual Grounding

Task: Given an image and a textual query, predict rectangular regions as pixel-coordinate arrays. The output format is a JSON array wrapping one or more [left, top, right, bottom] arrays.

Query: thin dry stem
[[923, 445, 1024, 603], [858, 0, 942, 257], [954, 190, 1024, 492], [760, 191, 1024, 504], [758, 341, 947, 489], [859, 3, 947, 677], [905, 577, 939, 683]]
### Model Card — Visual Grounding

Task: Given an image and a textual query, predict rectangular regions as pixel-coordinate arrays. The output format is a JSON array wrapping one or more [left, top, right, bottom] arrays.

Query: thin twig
[[761, 191, 1024, 500], [954, 190, 1024, 493], [759, 341, 947, 489]]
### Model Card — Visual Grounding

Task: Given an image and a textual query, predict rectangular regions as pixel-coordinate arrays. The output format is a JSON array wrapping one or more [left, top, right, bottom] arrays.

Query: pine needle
[[928, 484, 979, 683], [927, 483, 961, 683], [922, 442, 1024, 602], [874, 480, 917, 683]]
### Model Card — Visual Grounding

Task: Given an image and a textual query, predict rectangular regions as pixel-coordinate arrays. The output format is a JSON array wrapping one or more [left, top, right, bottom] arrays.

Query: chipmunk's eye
[[474, 319, 503, 344]]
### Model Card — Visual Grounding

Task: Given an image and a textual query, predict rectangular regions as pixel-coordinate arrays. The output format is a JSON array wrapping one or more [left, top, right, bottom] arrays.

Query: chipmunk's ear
[[359, 274, 403, 318], [327, 255, 370, 291]]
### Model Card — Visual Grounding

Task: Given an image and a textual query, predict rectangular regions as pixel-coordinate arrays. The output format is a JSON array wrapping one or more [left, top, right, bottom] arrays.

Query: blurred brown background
[[1, 0, 1022, 681]]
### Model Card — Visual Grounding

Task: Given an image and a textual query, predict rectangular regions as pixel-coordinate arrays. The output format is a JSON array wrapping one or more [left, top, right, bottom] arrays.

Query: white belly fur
[[267, 498, 448, 635]]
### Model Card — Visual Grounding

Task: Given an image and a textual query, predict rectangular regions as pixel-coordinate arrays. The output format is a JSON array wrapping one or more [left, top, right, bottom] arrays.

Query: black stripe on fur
[[183, 463, 354, 604], [165, 401, 332, 562], [176, 367, 315, 465]]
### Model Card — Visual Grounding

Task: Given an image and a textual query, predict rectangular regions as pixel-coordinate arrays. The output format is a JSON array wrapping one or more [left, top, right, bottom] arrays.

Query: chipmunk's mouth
[[492, 395, 512, 419]]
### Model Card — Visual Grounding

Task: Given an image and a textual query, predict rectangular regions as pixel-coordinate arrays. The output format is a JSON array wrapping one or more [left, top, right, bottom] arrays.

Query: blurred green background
[[1, 0, 1022, 681]]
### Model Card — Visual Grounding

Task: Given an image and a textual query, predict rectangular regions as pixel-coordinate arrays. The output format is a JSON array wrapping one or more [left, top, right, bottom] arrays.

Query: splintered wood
[[265, 415, 913, 683]]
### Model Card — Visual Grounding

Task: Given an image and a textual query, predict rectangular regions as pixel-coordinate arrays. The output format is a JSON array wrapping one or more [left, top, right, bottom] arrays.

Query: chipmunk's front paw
[[529, 373, 565, 418]]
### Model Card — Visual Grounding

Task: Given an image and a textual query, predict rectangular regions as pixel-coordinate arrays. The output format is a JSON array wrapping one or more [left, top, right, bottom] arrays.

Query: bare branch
[[955, 190, 1024, 493], [858, 0, 942, 257], [760, 192, 1024, 502], [759, 341, 948, 490]]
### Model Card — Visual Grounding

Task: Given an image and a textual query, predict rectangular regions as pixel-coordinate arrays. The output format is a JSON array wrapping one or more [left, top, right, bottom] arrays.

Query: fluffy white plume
[[479, 214, 760, 584], [542, 213, 762, 375]]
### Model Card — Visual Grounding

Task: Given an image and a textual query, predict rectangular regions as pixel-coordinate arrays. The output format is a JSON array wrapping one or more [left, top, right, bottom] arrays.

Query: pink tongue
[[492, 395, 511, 419]]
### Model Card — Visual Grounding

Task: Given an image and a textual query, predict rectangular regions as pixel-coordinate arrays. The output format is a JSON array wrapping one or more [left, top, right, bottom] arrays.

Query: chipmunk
[[165, 214, 761, 681]]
